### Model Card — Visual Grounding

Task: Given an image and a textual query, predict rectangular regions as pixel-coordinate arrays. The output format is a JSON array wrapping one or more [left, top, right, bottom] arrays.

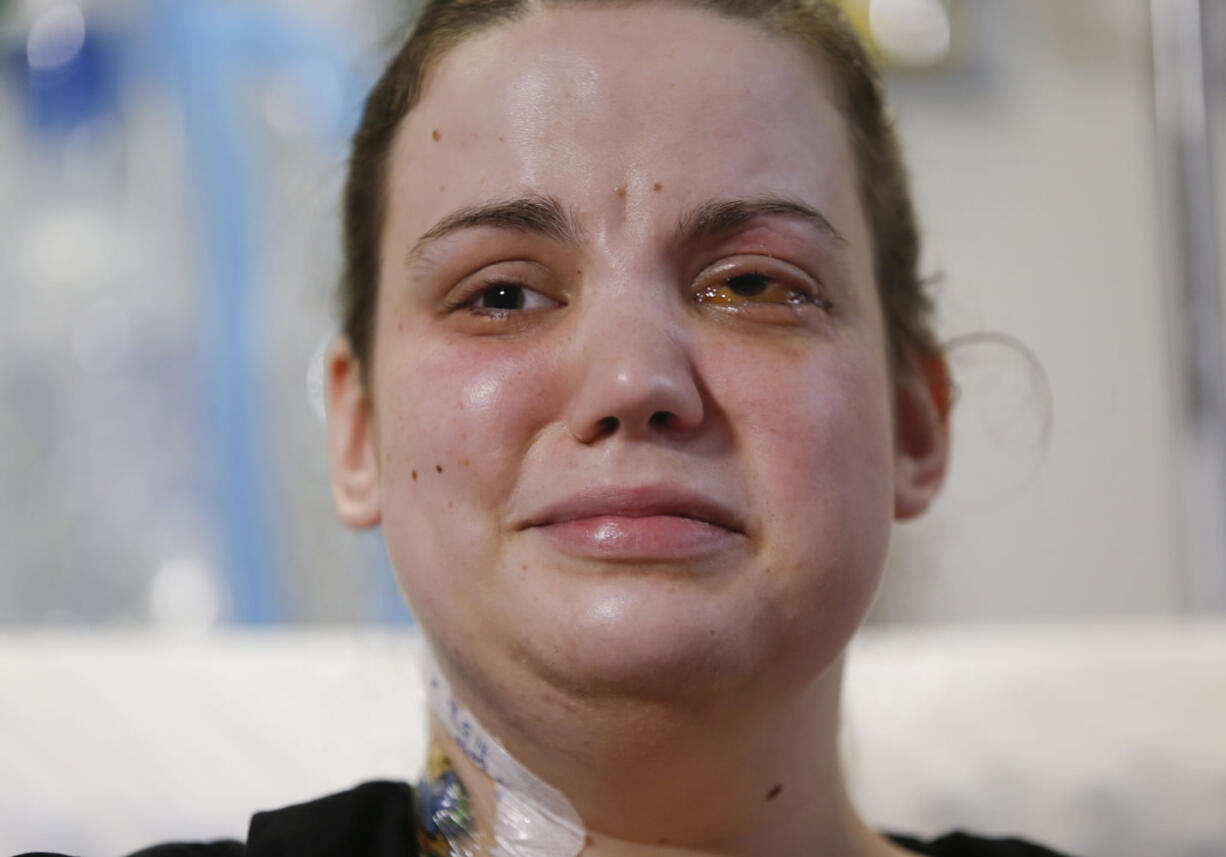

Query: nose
[[564, 309, 705, 444]]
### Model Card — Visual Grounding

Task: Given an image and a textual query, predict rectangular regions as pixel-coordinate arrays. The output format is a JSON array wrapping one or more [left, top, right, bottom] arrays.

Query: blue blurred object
[[148, 0, 375, 624], [0, 0, 411, 627], [20, 4, 118, 137]]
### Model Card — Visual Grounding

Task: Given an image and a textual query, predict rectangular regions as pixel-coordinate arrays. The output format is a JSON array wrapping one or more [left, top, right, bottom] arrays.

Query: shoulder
[[12, 781, 416, 857], [889, 831, 1079, 857]]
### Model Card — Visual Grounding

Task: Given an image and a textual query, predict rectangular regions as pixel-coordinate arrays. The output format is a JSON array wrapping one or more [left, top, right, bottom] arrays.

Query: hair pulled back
[[340, 0, 937, 382]]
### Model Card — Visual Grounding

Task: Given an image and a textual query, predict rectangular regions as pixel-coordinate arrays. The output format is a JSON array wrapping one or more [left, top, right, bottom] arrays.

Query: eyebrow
[[404, 192, 846, 268], [677, 195, 847, 247], [405, 194, 582, 268]]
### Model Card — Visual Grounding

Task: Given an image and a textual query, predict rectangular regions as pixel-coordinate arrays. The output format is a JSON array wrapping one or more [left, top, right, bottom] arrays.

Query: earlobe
[[893, 354, 952, 520], [326, 337, 382, 529]]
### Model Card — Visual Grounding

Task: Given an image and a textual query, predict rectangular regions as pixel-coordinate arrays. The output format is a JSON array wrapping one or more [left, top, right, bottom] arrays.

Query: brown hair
[[340, 0, 938, 383]]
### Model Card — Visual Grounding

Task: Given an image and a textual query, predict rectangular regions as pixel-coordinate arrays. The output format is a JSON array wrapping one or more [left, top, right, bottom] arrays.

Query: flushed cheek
[[380, 334, 556, 478], [375, 337, 566, 614], [374, 339, 557, 633]]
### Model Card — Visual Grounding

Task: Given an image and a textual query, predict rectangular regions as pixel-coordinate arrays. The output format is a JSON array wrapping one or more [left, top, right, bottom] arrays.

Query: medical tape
[[420, 645, 587, 857]]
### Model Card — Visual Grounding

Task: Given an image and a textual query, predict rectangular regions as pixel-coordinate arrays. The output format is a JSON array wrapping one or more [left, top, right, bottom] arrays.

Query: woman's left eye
[[698, 273, 809, 306], [693, 259, 828, 311]]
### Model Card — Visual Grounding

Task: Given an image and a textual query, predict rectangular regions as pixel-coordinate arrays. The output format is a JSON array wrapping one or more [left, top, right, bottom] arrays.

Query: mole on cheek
[[653, 181, 663, 192], [432, 128, 441, 141], [766, 784, 783, 801], [615, 185, 626, 197], [435, 464, 444, 474], [412, 470, 418, 481]]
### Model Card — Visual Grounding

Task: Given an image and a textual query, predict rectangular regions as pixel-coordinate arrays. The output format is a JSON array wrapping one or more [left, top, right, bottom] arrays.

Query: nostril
[[649, 411, 673, 428], [597, 416, 619, 436]]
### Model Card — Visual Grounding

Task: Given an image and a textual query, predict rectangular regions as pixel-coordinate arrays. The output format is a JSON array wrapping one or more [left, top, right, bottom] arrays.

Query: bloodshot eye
[[694, 267, 826, 309], [726, 273, 770, 298], [690, 254, 829, 313], [721, 272, 812, 305]]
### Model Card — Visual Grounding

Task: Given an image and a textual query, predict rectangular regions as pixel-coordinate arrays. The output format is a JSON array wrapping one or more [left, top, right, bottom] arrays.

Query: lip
[[521, 484, 745, 531], [517, 485, 746, 562]]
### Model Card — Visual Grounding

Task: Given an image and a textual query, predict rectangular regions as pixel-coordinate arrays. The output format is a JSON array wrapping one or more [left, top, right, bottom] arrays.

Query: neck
[[423, 654, 905, 857]]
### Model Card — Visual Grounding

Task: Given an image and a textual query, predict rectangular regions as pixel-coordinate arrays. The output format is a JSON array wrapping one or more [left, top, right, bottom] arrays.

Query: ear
[[326, 337, 382, 529], [894, 354, 952, 520]]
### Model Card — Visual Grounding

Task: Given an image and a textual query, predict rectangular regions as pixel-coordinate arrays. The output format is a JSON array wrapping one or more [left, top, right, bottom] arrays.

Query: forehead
[[386, 3, 867, 257]]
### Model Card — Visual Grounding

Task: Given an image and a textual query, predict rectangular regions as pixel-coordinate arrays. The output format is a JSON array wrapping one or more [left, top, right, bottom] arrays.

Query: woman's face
[[330, 5, 945, 706]]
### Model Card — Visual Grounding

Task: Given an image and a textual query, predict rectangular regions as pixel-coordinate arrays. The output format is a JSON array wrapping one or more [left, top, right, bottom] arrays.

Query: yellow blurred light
[[869, 0, 952, 67]]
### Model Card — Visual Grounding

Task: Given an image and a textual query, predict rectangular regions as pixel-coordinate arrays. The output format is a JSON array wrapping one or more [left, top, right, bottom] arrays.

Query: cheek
[[709, 331, 895, 515], [711, 338, 895, 632], [371, 326, 560, 610]]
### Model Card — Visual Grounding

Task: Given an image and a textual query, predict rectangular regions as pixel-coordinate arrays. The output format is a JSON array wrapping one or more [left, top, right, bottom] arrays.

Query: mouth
[[519, 485, 746, 562]]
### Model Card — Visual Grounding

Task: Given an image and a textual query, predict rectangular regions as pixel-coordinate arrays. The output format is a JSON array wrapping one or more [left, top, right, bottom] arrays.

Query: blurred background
[[1, 0, 1224, 630], [3, 3, 1226, 856]]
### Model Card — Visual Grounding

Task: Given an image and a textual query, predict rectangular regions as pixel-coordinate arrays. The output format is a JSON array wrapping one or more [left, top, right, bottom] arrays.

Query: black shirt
[[15, 780, 1076, 857]]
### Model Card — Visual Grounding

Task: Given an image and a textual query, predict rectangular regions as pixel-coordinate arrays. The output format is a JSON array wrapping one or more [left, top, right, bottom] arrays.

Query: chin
[[505, 567, 864, 704]]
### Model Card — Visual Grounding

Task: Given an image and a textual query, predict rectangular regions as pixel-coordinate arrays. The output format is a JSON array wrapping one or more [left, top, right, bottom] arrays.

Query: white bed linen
[[1, 621, 1222, 857]]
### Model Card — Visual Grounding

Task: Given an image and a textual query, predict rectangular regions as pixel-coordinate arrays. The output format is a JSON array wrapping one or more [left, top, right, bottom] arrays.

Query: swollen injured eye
[[727, 273, 770, 296]]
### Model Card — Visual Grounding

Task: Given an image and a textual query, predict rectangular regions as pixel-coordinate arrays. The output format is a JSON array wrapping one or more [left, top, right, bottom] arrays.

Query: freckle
[[521, 563, 527, 571], [436, 464, 443, 474], [447, 500, 453, 508], [432, 128, 441, 141], [653, 181, 662, 192], [658, 839, 670, 846], [461, 458, 470, 467], [766, 784, 783, 801], [763, 566, 772, 575], [615, 185, 626, 197], [498, 136, 505, 142], [411, 470, 418, 481], [439, 184, 446, 191], [576, 268, 583, 276]]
